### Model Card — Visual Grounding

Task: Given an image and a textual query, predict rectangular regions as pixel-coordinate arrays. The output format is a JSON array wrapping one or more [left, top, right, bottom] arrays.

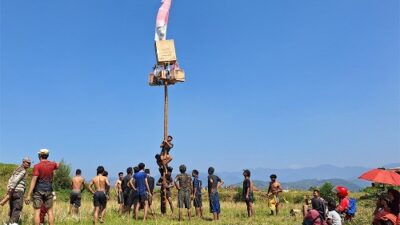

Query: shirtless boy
[[69, 169, 85, 217], [267, 174, 283, 215], [88, 166, 110, 225], [115, 172, 124, 214]]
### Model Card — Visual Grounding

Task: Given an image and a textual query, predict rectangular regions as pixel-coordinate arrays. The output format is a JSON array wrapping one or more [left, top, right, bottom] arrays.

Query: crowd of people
[[1, 148, 400, 225]]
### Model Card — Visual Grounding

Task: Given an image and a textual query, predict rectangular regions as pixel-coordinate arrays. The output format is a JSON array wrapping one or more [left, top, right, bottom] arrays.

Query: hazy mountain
[[104, 163, 400, 191], [230, 178, 363, 192], [218, 164, 400, 191]]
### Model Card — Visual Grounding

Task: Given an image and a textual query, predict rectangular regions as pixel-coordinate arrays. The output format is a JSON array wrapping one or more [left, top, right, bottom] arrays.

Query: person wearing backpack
[[335, 186, 356, 221]]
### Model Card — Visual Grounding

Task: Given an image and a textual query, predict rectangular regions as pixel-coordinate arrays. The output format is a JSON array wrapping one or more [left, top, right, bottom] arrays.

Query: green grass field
[[0, 163, 375, 225]]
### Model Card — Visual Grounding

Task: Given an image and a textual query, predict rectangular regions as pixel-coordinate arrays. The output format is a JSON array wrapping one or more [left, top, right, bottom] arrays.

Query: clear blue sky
[[1, 0, 399, 178]]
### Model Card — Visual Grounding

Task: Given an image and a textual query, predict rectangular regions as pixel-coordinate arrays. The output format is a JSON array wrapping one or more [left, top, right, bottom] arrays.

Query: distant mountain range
[[229, 178, 364, 192], [209, 163, 400, 191], [109, 163, 400, 192]]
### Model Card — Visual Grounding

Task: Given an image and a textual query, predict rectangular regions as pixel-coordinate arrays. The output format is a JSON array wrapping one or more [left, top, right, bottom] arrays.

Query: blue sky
[[1, 0, 399, 178]]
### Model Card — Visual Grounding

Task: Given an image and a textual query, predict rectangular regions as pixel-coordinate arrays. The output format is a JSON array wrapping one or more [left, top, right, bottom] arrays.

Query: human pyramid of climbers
[[155, 136, 175, 216]]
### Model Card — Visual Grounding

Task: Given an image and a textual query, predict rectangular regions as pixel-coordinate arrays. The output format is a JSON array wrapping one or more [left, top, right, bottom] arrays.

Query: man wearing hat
[[26, 149, 59, 225], [0, 157, 31, 225]]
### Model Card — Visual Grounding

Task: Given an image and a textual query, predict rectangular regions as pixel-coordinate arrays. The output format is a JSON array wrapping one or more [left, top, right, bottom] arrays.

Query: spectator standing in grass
[[115, 172, 124, 214], [207, 167, 224, 221], [145, 169, 156, 217], [133, 163, 151, 221], [0, 157, 31, 225], [26, 149, 59, 225], [121, 167, 133, 214], [192, 169, 203, 218], [267, 174, 282, 215], [175, 164, 192, 221], [69, 169, 86, 218], [88, 166, 110, 225], [242, 169, 254, 217]]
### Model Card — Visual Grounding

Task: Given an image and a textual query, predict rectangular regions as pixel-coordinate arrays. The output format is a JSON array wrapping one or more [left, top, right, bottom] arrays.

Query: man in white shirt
[[327, 199, 342, 225]]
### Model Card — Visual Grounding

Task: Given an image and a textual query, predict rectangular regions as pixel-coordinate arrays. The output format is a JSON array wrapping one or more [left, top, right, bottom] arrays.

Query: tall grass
[[0, 189, 374, 225]]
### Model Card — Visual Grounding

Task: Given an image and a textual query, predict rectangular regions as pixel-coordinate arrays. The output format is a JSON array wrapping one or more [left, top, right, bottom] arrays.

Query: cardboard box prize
[[155, 40, 177, 64], [170, 69, 185, 82]]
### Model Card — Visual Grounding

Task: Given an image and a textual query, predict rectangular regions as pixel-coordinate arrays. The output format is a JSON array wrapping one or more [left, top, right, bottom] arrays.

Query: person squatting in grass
[[88, 166, 110, 225], [242, 169, 255, 217], [174, 164, 193, 221], [133, 163, 152, 221], [0, 157, 31, 225], [192, 169, 203, 218], [267, 174, 283, 216], [25, 149, 59, 225], [207, 166, 224, 221], [69, 169, 86, 219]]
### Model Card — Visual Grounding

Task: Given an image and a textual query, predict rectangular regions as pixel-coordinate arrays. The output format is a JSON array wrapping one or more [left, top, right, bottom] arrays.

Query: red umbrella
[[359, 168, 400, 186]]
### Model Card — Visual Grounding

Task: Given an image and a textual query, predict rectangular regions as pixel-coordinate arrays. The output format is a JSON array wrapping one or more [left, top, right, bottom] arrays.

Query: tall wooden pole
[[164, 81, 168, 141]]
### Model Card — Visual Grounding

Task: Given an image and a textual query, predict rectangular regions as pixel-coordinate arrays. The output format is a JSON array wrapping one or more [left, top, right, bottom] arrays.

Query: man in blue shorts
[[192, 169, 203, 218], [207, 167, 224, 221], [133, 163, 151, 221]]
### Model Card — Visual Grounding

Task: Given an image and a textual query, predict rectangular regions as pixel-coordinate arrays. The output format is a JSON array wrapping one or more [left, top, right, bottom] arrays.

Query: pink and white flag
[[155, 0, 172, 41]]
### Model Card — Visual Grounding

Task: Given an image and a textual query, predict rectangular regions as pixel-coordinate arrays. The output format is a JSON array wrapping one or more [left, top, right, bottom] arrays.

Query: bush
[[320, 182, 336, 200], [234, 187, 243, 203], [53, 160, 71, 191]]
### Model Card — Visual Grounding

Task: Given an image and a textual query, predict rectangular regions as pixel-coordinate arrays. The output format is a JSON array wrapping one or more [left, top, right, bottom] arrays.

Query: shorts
[[193, 195, 202, 208], [245, 192, 254, 204], [133, 192, 148, 205], [70, 191, 82, 207], [178, 190, 191, 209], [33, 191, 54, 209], [160, 189, 171, 199], [93, 191, 107, 208], [209, 192, 220, 214], [117, 192, 124, 204], [123, 190, 131, 207]]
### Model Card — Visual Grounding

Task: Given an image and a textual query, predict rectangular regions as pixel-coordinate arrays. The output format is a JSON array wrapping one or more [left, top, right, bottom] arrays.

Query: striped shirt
[[7, 166, 27, 193]]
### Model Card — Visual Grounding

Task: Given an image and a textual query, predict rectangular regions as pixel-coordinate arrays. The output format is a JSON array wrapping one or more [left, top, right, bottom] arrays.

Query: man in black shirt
[[145, 169, 155, 217], [242, 169, 254, 217], [121, 167, 133, 214]]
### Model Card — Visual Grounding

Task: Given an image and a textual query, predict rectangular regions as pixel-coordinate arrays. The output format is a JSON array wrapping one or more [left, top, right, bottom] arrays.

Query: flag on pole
[[155, 0, 172, 41]]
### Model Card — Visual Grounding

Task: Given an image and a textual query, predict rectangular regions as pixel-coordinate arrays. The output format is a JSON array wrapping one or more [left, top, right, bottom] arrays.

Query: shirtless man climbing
[[88, 166, 110, 225], [69, 169, 85, 218], [158, 135, 174, 171], [267, 174, 283, 215]]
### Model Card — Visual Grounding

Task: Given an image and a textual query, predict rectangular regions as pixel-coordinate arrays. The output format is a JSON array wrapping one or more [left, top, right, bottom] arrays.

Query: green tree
[[53, 159, 71, 191], [319, 182, 335, 200]]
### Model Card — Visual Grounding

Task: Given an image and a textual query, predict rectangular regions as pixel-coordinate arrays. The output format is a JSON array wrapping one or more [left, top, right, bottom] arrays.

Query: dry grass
[[0, 189, 374, 225]]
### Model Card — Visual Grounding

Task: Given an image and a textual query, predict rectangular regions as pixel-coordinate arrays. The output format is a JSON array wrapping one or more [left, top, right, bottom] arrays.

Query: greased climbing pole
[[149, 0, 185, 215]]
